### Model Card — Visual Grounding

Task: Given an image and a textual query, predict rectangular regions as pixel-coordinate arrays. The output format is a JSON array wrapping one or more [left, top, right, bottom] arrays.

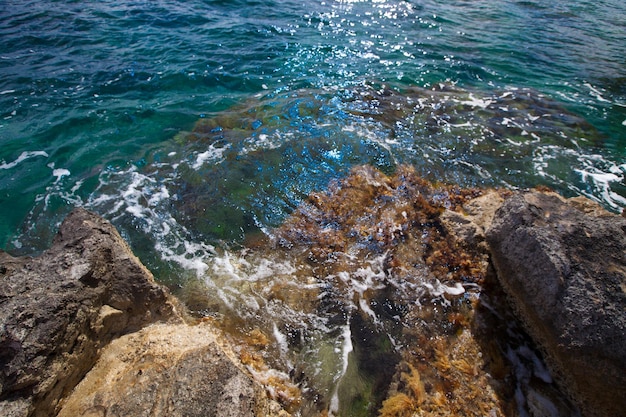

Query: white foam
[[147, 185, 170, 207], [449, 121, 473, 128], [444, 282, 465, 295], [575, 160, 626, 209], [241, 132, 286, 154], [70, 179, 84, 194], [328, 323, 353, 417], [191, 143, 229, 169], [212, 251, 242, 281], [88, 165, 214, 277], [359, 52, 380, 60], [359, 298, 377, 321], [273, 322, 290, 356], [0, 150, 48, 170], [248, 258, 296, 281], [424, 279, 465, 297], [456, 93, 494, 109], [52, 168, 70, 183], [156, 238, 211, 277], [584, 82, 611, 103], [341, 123, 397, 164]]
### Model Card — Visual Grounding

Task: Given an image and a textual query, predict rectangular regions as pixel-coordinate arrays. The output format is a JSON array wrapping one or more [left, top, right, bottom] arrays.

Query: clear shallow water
[[1, 0, 624, 252], [1, 0, 624, 415]]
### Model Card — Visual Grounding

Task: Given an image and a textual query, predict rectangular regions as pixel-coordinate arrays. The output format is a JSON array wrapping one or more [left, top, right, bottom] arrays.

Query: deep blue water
[[1, 0, 625, 260]]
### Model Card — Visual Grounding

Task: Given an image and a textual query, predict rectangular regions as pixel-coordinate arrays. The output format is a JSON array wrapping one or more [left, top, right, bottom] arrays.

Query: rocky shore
[[1, 183, 624, 417], [486, 192, 626, 417], [0, 209, 288, 417]]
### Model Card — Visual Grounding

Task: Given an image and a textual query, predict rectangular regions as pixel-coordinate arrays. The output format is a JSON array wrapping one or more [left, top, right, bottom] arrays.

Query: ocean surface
[[1, 0, 625, 254], [1, 0, 625, 415]]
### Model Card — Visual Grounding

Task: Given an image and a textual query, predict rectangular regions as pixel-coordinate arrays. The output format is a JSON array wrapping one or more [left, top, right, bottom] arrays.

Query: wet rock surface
[[270, 165, 506, 416], [0, 208, 180, 417], [0, 208, 288, 417], [2, 175, 624, 417], [486, 191, 626, 417], [0, 209, 177, 416]]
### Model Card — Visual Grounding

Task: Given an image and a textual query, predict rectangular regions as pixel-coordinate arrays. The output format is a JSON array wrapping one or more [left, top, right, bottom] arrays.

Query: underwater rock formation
[[487, 191, 626, 417], [137, 82, 604, 246], [269, 165, 512, 416], [174, 165, 584, 416], [2, 168, 622, 417]]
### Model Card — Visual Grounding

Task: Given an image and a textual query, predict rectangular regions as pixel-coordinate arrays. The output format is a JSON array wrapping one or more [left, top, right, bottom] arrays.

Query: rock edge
[[0, 208, 287, 417], [486, 191, 626, 417]]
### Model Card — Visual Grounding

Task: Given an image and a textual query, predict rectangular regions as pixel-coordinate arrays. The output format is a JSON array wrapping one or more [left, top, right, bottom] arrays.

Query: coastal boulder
[[57, 322, 289, 417], [486, 191, 626, 417], [0, 208, 181, 417]]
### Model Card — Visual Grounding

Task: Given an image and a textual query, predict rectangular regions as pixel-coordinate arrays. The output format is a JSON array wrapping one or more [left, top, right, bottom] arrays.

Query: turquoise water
[[2, 1, 624, 415], [1, 0, 625, 254]]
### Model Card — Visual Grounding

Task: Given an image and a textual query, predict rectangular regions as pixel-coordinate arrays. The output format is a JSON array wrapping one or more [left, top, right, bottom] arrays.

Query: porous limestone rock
[[486, 191, 626, 417], [57, 322, 289, 417], [0, 208, 181, 417]]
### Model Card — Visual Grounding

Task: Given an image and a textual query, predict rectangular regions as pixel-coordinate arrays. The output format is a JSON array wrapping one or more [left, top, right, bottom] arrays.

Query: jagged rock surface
[[3, 188, 625, 417], [0, 208, 181, 417], [0, 208, 290, 417], [486, 191, 626, 417], [57, 322, 289, 417]]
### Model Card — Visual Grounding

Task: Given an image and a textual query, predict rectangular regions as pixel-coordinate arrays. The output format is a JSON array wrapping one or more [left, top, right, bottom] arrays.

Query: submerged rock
[[269, 165, 512, 416], [486, 191, 626, 417], [3, 169, 623, 417], [177, 165, 585, 416]]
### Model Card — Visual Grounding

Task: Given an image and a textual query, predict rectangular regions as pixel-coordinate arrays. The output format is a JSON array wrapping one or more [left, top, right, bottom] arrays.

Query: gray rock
[[0, 208, 181, 417], [486, 191, 626, 417]]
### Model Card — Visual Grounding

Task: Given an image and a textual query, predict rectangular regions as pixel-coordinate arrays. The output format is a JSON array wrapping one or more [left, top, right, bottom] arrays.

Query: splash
[[0, 151, 48, 170], [171, 164, 546, 416], [165, 82, 622, 246], [12, 82, 615, 257], [4, 82, 608, 413]]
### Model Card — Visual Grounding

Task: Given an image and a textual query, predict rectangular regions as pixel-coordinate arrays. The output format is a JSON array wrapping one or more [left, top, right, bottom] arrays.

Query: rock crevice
[[1, 186, 625, 417], [486, 191, 626, 417]]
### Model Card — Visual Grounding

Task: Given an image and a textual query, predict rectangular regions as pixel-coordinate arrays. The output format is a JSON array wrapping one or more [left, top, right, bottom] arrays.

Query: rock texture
[[0, 208, 289, 417], [0, 208, 181, 417], [57, 322, 288, 417], [2, 188, 625, 417], [486, 191, 626, 417]]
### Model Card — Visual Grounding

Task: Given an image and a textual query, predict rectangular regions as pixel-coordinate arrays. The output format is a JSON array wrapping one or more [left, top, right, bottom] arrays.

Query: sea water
[[1, 0, 624, 415], [1, 0, 624, 253]]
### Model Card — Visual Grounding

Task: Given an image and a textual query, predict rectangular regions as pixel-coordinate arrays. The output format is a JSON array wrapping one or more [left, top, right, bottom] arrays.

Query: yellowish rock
[[58, 322, 291, 417]]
